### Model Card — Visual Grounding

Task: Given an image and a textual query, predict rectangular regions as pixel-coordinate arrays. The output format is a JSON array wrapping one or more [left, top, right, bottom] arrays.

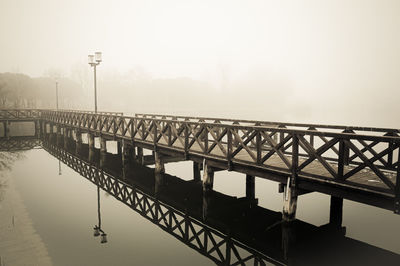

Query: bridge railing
[[0, 109, 42, 120], [0, 109, 123, 121], [135, 113, 400, 135], [41, 110, 400, 200]]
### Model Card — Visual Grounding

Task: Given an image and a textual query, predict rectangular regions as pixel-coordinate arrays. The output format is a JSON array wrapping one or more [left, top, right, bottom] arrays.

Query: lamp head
[[88, 55, 95, 65], [95, 52, 102, 63]]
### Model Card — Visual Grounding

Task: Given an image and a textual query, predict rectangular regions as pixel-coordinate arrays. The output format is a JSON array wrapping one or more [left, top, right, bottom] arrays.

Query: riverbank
[[0, 171, 52, 266]]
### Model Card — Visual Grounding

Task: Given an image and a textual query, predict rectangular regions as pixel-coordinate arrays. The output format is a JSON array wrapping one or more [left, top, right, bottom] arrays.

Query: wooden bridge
[[1, 109, 400, 222], [38, 138, 399, 266]]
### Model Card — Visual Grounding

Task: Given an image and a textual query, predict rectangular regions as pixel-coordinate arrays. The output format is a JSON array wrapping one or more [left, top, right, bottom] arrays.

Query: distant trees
[[0, 72, 89, 109]]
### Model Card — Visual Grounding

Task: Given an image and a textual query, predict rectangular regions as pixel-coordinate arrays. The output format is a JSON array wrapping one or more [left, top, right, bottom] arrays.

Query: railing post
[[153, 120, 157, 150], [337, 138, 345, 180], [343, 129, 350, 165], [184, 124, 189, 159], [395, 147, 400, 214], [203, 124, 208, 154], [227, 127, 232, 170], [168, 122, 172, 146], [256, 129, 261, 165], [387, 132, 394, 168]]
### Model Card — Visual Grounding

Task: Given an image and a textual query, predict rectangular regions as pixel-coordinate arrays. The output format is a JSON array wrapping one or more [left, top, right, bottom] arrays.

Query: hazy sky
[[1, 0, 399, 125]]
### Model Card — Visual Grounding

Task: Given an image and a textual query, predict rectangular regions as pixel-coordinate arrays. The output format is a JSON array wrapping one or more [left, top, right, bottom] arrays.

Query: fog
[[1, 0, 399, 127]]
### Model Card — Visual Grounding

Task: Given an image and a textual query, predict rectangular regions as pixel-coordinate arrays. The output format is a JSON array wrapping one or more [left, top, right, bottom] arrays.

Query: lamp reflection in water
[[93, 179, 108, 244], [58, 160, 62, 175]]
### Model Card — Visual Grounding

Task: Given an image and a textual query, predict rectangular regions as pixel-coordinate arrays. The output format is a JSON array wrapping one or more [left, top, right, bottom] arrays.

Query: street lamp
[[88, 52, 102, 113], [55, 79, 59, 110]]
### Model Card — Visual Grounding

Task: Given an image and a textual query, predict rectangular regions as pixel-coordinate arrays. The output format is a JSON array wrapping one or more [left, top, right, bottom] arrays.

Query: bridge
[[1, 109, 400, 224], [2, 135, 399, 265]]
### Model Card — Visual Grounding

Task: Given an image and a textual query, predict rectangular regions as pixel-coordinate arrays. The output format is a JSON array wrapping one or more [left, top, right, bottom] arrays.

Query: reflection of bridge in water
[[2, 135, 393, 265]]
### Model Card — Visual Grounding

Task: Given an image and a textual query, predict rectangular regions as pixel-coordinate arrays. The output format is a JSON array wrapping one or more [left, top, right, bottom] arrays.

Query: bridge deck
[[1, 109, 399, 213]]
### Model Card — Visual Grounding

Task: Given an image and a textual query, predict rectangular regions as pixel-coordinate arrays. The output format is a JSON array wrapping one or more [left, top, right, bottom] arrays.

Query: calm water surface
[[2, 142, 400, 265]]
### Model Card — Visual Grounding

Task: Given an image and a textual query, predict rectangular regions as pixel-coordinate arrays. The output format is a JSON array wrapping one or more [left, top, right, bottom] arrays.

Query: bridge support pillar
[[4, 121, 10, 140], [63, 128, 69, 150], [75, 130, 82, 154], [193, 162, 202, 182], [154, 152, 165, 174], [202, 162, 214, 190], [117, 141, 122, 155], [34, 120, 41, 138], [329, 196, 343, 228], [88, 133, 95, 149], [49, 123, 54, 142], [282, 178, 297, 222], [88, 133, 95, 162], [100, 137, 107, 153], [56, 126, 62, 146], [122, 141, 130, 166], [246, 174, 255, 199], [127, 144, 136, 164], [137, 147, 143, 164]]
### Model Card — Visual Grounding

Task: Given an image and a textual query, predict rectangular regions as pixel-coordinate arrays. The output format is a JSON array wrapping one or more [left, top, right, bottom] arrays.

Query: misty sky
[[1, 0, 399, 126]]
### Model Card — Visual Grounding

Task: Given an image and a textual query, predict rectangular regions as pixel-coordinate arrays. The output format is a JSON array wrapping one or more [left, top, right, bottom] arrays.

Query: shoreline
[[0, 171, 52, 266]]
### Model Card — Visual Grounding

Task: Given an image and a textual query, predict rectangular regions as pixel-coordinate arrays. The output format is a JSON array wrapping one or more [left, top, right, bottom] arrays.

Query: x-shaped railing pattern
[[40, 110, 400, 199]]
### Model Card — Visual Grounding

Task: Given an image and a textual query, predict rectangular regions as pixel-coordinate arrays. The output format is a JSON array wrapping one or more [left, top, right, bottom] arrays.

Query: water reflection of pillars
[[93, 177, 107, 244], [202, 161, 214, 221], [202, 188, 212, 221], [281, 222, 295, 263], [58, 160, 62, 175]]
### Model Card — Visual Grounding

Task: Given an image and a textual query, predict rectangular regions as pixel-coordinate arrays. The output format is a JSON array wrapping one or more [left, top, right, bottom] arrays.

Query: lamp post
[[55, 79, 59, 110], [88, 52, 102, 113]]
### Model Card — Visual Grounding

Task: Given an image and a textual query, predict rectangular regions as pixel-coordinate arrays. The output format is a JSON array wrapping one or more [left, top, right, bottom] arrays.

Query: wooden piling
[[246, 174, 255, 199]]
